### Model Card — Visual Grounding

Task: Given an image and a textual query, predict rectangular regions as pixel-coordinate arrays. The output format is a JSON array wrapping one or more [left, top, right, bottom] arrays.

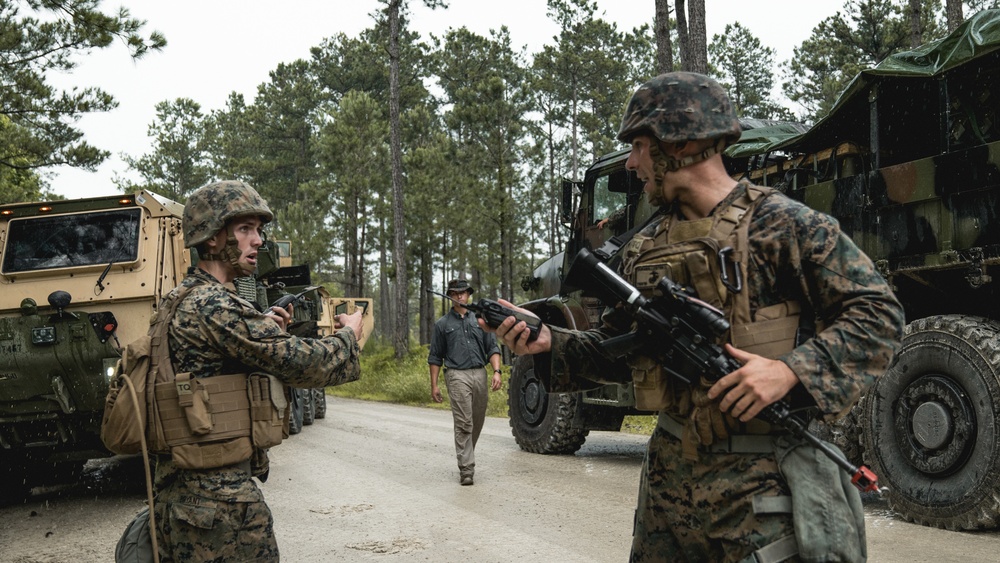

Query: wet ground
[[2, 397, 999, 562]]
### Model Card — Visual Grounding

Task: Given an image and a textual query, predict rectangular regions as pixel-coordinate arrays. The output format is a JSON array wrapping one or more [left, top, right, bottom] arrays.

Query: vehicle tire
[[507, 354, 588, 454], [302, 388, 315, 426], [863, 315, 1000, 530], [289, 389, 303, 435], [813, 400, 865, 469], [313, 389, 327, 419]]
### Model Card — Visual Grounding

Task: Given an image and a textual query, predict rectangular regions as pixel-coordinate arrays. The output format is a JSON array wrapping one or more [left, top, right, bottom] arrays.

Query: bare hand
[[707, 344, 800, 422], [477, 299, 552, 356], [265, 304, 292, 331], [490, 371, 502, 391], [597, 218, 609, 229], [335, 309, 364, 342], [431, 385, 443, 403]]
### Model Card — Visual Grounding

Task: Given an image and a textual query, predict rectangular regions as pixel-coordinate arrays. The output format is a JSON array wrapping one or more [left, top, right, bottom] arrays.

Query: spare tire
[[863, 315, 1000, 530]]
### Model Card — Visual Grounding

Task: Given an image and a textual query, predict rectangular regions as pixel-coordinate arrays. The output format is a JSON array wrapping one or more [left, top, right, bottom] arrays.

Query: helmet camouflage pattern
[[617, 72, 741, 147], [183, 180, 274, 248]]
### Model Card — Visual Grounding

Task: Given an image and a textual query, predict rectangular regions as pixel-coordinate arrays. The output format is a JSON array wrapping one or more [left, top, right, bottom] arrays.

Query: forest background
[[2, 0, 998, 359]]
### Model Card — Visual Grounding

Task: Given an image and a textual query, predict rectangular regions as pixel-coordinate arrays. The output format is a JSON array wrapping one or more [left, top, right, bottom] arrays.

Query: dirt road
[[2, 397, 999, 562]]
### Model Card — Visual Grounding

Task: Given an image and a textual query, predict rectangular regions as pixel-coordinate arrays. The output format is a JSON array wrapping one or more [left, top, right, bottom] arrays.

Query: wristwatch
[[493, 369, 502, 374]]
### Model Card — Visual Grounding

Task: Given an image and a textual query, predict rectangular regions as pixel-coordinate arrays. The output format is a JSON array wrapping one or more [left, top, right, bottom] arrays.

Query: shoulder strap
[[146, 283, 197, 452], [724, 185, 775, 327]]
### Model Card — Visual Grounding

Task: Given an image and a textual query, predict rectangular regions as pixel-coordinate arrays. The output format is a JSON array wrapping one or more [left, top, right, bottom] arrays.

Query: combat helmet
[[183, 180, 274, 249], [617, 72, 740, 174]]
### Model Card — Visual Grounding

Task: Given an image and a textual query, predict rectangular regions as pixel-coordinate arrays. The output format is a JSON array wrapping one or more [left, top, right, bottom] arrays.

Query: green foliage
[[709, 23, 794, 121], [783, 0, 947, 122], [0, 0, 164, 174], [116, 98, 213, 201]]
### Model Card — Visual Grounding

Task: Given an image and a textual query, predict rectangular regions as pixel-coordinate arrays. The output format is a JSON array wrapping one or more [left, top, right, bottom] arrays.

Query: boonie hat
[[446, 279, 474, 294]]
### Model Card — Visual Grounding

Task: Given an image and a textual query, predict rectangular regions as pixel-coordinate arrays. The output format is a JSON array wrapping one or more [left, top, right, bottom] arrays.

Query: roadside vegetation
[[328, 341, 657, 434]]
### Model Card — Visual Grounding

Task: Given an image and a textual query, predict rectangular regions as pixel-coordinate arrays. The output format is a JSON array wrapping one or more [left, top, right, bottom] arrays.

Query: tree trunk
[[946, 0, 964, 32], [675, 0, 689, 71], [687, 0, 708, 74], [387, 0, 410, 358], [418, 246, 433, 345], [378, 214, 391, 345], [909, 0, 923, 48], [654, 0, 673, 74]]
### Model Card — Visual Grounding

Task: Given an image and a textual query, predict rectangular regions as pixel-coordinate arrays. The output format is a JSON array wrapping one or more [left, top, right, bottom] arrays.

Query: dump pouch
[[773, 434, 867, 563]]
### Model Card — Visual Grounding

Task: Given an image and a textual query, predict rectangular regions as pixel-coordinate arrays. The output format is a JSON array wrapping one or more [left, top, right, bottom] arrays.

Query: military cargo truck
[[0, 190, 188, 500], [727, 10, 1000, 531], [513, 10, 1000, 531]]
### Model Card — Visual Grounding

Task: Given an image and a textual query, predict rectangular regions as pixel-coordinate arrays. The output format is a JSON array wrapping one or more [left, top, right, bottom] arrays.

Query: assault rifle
[[270, 285, 321, 310], [427, 289, 541, 342], [564, 247, 880, 493]]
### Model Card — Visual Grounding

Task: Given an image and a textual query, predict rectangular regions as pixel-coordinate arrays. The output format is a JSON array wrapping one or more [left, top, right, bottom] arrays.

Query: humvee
[[512, 10, 1000, 531]]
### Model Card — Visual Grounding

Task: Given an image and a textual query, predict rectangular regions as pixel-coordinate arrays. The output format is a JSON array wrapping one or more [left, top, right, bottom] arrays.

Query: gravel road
[[2, 396, 999, 562]]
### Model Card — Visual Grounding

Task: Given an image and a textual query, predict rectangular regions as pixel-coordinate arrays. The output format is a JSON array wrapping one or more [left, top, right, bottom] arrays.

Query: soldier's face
[[626, 135, 666, 204], [230, 216, 265, 273], [448, 290, 470, 306]]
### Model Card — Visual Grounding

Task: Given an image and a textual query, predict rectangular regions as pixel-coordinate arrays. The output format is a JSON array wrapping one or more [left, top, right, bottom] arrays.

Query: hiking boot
[[460, 474, 474, 486]]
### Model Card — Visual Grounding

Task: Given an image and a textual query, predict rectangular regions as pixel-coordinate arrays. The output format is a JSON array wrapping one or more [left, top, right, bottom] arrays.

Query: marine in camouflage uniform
[[489, 73, 904, 563], [153, 180, 363, 563]]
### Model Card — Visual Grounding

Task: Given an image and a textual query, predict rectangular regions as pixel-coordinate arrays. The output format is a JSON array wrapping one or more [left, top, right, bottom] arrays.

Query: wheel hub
[[518, 371, 548, 426], [894, 375, 976, 476]]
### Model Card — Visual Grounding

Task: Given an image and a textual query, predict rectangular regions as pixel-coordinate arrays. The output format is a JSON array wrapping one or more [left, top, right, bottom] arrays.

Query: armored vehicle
[[513, 10, 1000, 531], [0, 190, 188, 500]]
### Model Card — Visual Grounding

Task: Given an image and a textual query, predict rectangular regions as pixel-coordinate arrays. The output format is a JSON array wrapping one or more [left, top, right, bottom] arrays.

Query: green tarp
[[725, 9, 1000, 158]]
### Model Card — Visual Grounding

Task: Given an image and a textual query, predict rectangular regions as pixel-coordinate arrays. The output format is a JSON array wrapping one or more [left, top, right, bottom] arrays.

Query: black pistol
[[270, 286, 320, 310], [427, 289, 541, 342]]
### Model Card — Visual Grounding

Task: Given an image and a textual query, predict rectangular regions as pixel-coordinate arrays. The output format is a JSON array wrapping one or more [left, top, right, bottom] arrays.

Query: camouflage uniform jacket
[[545, 181, 905, 420], [154, 267, 361, 499]]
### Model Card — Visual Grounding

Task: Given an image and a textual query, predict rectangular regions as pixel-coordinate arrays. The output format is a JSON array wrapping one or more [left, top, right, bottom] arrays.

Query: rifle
[[427, 289, 541, 342], [564, 247, 880, 493], [270, 285, 320, 310]]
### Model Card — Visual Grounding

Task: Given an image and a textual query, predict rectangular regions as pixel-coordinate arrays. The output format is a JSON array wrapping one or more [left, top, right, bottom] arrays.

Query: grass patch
[[328, 341, 510, 418], [327, 341, 653, 434]]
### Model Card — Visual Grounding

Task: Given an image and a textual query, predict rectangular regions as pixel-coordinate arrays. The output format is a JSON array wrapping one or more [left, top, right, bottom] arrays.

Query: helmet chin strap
[[648, 138, 728, 206], [199, 226, 253, 277]]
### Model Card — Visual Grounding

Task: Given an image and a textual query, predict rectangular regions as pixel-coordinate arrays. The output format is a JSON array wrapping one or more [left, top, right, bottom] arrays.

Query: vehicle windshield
[[2, 208, 142, 273]]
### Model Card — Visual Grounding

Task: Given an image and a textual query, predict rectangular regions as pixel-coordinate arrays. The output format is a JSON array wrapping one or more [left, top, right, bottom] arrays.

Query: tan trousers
[[444, 367, 488, 475]]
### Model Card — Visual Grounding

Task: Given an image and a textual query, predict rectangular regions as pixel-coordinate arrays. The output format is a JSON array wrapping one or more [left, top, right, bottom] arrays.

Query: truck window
[[2, 208, 142, 273], [593, 175, 626, 229]]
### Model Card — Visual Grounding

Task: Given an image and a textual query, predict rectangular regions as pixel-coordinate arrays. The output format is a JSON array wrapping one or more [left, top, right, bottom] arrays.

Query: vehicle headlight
[[103, 358, 120, 382]]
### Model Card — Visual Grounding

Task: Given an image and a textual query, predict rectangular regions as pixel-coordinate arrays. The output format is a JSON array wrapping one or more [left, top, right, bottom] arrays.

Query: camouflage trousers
[[444, 367, 488, 476], [154, 483, 278, 562], [629, 414, 799, 563]]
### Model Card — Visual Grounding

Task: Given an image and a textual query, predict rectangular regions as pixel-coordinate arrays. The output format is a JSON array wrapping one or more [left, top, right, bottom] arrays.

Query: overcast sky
[[46, 0, 833, 200]]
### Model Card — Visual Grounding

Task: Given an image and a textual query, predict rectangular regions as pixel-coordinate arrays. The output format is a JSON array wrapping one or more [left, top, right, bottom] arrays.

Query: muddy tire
[[507, 354, 588, 454], [289, 389, 303, 435], [863, 315, 1000, 530], [313, 389, 327, 419], [302, 388, 315, 426], [814, 400, 866, 469]]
